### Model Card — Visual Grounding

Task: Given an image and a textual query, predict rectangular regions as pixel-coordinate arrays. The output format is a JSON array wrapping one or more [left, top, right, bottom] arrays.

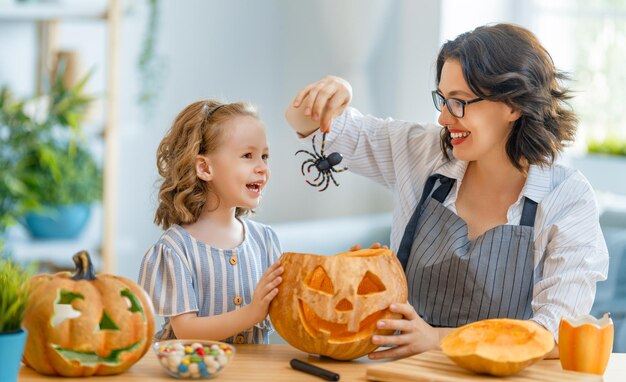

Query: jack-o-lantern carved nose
[[335, 298, 353, 311]]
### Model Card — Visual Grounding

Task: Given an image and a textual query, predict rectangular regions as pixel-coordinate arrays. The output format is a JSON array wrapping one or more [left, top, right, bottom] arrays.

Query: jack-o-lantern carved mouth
[[296, 265, 391, 343], [298, 300, 386, 343], [52, 341, 142, 365]]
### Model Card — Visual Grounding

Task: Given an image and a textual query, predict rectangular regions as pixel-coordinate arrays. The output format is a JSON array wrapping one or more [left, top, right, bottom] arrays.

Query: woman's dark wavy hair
[[436, 23, 577, 171]]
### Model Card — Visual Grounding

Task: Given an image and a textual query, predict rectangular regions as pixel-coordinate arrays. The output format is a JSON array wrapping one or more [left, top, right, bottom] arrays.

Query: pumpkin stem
[[71, 250, 97, 281]]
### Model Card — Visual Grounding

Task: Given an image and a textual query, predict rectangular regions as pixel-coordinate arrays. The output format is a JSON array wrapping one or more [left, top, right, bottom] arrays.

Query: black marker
[[290, 359, 340, 381]]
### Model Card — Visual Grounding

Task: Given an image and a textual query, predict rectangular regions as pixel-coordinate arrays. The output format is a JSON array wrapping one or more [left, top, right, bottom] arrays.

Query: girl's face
[[203, 116, 270, 209], [437, 59, 520, 163]]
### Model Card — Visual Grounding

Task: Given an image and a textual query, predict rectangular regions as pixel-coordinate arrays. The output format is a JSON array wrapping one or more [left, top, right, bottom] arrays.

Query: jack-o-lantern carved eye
[[52, 290, 84, 327], [305, 266, 334, 294], [52, 288, 145, 332], [121, 289, 145, 318], [357, 271, 386, 295]]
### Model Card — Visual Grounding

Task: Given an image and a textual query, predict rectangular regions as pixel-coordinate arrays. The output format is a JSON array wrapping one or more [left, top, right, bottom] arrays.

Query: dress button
[[235, 335, 245, 344], [229, 255, 238, 265], [234, 296, 243, 305]]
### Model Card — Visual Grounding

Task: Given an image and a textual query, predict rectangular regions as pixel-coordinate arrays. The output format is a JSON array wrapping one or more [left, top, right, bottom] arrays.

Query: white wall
[[115, 0, 442, 280], [1, 0, 443, 279]]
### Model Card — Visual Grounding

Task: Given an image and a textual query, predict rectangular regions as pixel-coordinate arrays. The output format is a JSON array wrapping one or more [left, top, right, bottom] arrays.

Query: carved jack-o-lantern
[[269, 248, 408, 360], [22, 251, 155, 377]]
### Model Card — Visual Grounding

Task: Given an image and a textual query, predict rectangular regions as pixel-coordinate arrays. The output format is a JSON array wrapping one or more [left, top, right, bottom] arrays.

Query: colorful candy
[[156, 341, 234, 379]]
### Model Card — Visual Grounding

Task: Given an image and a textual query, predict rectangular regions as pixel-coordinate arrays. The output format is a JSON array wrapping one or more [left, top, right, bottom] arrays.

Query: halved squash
[[440, 318, 554, 376]]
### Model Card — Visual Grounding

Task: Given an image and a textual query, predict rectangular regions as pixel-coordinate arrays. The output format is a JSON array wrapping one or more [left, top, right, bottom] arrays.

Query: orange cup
[[558, 313, 614, 375]]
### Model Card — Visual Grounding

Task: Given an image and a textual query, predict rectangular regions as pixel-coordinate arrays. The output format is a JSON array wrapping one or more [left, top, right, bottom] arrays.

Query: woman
[[285, 23, 608, 359]]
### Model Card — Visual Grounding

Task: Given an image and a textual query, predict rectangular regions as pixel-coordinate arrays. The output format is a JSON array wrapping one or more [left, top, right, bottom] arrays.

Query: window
[[529, 0, 626, 152]]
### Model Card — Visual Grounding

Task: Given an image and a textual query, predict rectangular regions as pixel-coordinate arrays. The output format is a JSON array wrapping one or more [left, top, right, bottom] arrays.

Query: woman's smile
[[449, 129, 471, 146]]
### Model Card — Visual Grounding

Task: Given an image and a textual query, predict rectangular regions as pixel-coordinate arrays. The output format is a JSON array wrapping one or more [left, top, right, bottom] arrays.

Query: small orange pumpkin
[[440, 318, 554, 376], [558, 313, 613, 375], [22, 251, 155, 376], [269, 248, 408, 360]]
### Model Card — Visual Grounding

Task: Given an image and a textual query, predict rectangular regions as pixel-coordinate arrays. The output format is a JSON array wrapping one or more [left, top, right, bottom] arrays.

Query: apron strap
[[520, 197, 538, 227], [397, 174, 455, 270], [432, 176, 455, 203]]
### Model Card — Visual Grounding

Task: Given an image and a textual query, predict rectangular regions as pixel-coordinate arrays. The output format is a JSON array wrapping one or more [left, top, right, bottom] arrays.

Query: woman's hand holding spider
[[291, 75, 352, 133]]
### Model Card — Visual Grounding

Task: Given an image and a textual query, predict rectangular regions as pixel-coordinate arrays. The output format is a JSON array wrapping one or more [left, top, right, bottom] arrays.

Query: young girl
[[139, 100, 283, 344], [286, 23, 608, 359]]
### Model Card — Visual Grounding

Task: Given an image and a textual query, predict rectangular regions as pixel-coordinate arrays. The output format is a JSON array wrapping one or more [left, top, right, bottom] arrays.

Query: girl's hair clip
[[200, 103, 226, 130], [206, 104, 226, 119]]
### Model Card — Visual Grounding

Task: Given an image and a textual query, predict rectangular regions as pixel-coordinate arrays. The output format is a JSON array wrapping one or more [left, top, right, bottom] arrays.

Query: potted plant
[[0, 256, 32, 381], [18, 141, 102, 238], [0, 59, 102, 239]]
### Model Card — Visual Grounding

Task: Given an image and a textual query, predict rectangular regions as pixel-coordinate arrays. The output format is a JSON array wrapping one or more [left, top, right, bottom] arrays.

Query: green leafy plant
[[0, 88, 34, 240], [0, 258, 33, 332], [587, 137, 626, 157], [16, 142, 101, 206], [0, 60, 101, 237]]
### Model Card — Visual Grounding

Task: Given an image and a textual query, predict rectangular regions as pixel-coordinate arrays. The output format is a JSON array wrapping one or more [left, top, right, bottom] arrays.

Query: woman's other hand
[[368, 303, 445, 360], [285, 75, 352, 136]]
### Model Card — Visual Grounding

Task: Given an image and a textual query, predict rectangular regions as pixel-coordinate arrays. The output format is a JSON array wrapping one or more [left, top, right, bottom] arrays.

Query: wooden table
[[18, 345, 626, 381]]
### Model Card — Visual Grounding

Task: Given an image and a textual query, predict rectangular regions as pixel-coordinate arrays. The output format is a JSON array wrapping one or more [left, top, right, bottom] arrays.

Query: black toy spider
[[296, 133, 348, 192]]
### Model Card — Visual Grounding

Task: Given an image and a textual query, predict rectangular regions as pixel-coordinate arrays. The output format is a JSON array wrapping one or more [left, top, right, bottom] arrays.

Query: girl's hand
[[292, 75, 352, 133], [249, 262, 284, 323], [368, 303, 441, 360]]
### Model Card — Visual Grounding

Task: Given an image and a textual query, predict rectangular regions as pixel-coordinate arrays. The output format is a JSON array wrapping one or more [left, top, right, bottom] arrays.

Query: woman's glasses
[[431, 91, 483, 118]]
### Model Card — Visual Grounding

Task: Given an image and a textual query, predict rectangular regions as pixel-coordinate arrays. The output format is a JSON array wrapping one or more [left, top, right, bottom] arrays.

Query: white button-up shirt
[[301, 107, 609, 338]]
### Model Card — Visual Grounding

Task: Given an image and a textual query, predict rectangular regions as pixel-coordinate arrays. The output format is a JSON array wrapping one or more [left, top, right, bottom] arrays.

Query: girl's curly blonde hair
[[154, 100, 260, 230]]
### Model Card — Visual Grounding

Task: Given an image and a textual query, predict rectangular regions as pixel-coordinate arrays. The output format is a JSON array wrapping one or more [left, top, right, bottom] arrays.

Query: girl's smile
[[245, 181, 265, 197]]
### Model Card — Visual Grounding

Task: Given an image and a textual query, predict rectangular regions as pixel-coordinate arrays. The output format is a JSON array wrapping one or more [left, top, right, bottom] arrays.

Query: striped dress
[[138, 219, 282, 344]]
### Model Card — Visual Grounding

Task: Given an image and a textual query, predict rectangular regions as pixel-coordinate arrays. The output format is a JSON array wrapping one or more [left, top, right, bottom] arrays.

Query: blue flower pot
[[24, 204, 91, 239], [0, 328, 27, 381]]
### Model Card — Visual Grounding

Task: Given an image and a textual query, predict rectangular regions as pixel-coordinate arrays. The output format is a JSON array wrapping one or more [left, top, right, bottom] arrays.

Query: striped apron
[[397, 174, 537, 327]]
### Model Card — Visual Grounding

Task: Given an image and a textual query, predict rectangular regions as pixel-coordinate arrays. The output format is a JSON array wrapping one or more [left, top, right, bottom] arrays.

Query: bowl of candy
[[154, 340, 235, 379]]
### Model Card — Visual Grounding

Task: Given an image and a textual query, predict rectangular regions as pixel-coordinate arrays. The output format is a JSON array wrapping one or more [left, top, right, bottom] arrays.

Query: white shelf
[[0, 3, 109, 21], [7, 204, 103, 270], [1, 0, 121, 272]]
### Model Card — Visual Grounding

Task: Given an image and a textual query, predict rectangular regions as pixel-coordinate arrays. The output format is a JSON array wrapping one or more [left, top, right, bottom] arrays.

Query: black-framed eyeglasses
[[431, 91, 483, 118]]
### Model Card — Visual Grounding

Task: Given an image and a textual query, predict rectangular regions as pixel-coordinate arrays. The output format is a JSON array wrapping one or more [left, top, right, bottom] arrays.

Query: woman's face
[[437, 59, 520, 163]]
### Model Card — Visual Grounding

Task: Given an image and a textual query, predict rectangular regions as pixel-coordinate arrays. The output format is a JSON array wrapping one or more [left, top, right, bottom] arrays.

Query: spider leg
[[306, 162, 317, 174], [306, 171, 328, 187], [310, 135, 322, 158], [295, 149, 316, 158], [319, 133, 327, 157], [319, 174, 331, 192], [312, 170, 322, 182], [328, 173, 340, 187], [300, 159, 317, 175], [331, 166, 348, 173]]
